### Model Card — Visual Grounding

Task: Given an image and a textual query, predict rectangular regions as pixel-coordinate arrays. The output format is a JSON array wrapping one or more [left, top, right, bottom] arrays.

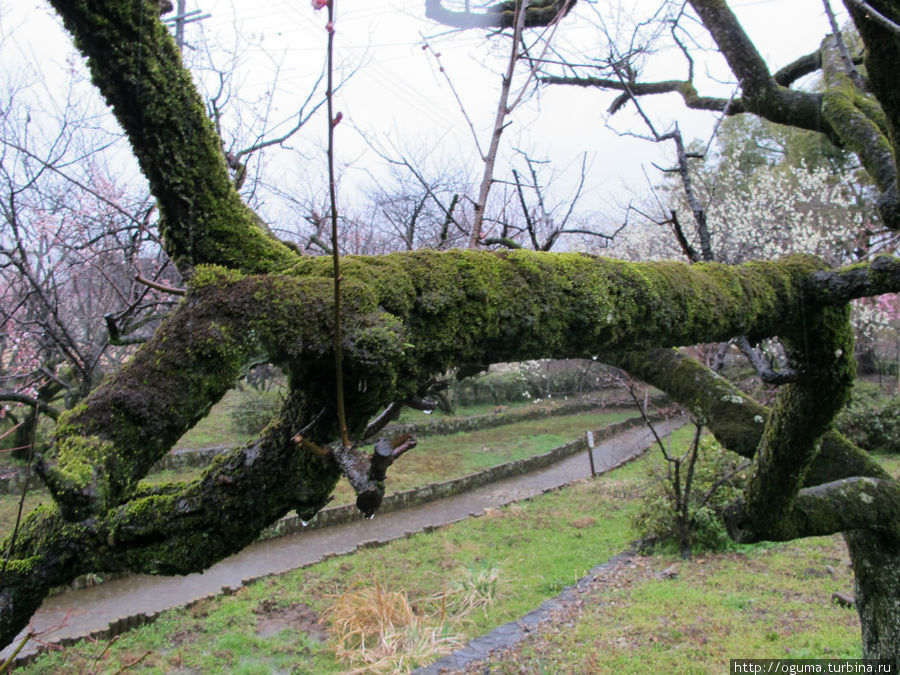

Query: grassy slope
[[18, 432, 898, 673]]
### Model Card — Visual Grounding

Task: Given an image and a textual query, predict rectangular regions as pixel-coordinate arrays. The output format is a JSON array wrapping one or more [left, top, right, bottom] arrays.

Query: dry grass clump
[[326, 580, 462, 674], [434, 563, 502, 619]]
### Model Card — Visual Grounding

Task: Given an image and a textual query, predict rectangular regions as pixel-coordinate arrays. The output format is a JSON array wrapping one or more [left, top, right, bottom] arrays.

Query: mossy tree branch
[[686, 0, 900, 228], [37, 250, 841, 521], [820, 35, 897, 204], [609, 338, 899, 543], [7, 251, 900, 648], [543, 0, 900, 228], [609, 347, 889, 487], [47, 0, 298, 275], [9, 0, 900, 661], [845, 0, 900, 227]]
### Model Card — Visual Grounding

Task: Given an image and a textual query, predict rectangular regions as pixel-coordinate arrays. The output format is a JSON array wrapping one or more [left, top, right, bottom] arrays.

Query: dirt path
[[1, 421, 672, 663]]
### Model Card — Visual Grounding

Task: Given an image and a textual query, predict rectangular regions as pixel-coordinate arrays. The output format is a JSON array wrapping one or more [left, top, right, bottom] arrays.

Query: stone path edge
[[413, 549, 637, 674]]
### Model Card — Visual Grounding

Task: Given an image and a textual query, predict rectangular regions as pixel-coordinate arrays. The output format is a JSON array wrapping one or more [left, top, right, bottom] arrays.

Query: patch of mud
[[168, 622, 205, 647], [254, 601, 328, 641]]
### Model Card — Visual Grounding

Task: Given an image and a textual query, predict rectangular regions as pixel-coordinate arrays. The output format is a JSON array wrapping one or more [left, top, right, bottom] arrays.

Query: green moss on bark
[[48, 0, 298, 275], [744, 304, 856, 534]]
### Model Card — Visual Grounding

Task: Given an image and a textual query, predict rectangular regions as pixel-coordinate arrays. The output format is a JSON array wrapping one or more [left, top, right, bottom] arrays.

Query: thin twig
[[134, 274, 186, 296], [324, 1, 350, 448], [0, 631, 33, 672]]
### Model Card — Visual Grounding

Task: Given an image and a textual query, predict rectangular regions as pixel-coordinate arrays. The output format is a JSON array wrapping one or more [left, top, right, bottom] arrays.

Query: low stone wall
[[0, 394, 644, 497], [259, 413, 649, 539], [377, 393, 631, 441]]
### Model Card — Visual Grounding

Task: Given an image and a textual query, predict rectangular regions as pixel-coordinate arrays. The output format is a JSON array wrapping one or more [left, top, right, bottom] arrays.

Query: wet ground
[[1, 421, 667, 664]]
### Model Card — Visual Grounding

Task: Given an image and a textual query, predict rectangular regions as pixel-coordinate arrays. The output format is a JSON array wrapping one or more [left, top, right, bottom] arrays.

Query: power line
[[162, 0, 211, 51]]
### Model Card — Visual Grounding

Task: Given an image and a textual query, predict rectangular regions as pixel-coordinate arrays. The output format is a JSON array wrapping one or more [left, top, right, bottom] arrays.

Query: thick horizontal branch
[[40, 251, 855, 521], [807, 255, 900, 302], [7, 250, 900, 649], [727, 477, 900, 542]]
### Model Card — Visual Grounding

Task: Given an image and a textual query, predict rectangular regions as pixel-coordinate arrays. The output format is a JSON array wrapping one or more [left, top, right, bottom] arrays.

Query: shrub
[[632, 435, 748, 556], [448, 359, 614, 406], [834, 381, 900, 454], [229, 389, 282, 435], [451, 370, 531, 406]]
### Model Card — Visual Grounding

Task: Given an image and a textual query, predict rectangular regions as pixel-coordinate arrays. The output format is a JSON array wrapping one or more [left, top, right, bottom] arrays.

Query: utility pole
[[163, 0, 211, 52], [175, 0, 187, 50]]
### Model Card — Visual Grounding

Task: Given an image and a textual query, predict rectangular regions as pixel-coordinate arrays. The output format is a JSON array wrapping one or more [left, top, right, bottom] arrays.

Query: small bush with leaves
[[632, 435, 748, 555], [229, 389, 283, 435], [450, 359, 611, 406], [834, 380, 900, 454], [451, 369, 531, 406]]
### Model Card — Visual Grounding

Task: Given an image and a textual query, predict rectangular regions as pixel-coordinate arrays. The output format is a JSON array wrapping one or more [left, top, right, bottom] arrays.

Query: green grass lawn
[[0, 407, 632, 534], [16, 429, 876, 674], [172, 387, 615, 450], [16, 455, 650, 674]]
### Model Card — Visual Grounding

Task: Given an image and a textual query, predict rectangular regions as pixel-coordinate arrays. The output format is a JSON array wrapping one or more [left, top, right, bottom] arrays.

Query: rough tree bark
[[2, 0, 900, 662]]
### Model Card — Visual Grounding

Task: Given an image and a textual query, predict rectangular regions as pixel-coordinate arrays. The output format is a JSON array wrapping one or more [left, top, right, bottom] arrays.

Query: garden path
[[1, 419, 674, 664]]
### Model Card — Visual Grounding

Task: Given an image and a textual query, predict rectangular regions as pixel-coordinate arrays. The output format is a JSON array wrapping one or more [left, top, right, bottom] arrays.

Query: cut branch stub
[[328, 434, 418, 517], [330, 443, 385, 517], [369, 438, 394, 482]]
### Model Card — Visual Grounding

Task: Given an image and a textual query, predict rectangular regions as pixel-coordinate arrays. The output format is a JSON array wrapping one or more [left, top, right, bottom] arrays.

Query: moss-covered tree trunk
[[846, 533, 900, 660]]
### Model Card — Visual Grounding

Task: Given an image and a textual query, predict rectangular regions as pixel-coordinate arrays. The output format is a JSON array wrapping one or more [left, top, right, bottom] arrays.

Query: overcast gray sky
[[5, 0, 849, 239]]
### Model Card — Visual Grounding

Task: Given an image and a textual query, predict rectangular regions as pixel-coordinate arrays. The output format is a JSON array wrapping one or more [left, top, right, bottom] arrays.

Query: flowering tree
[[615, 122, 876, 267], [0, 56, 177, 457], [0, 0, 900, 664]]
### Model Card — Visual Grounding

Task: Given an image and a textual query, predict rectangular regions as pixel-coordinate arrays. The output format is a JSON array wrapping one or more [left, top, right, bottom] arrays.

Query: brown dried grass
[[326, 579, 462, 674]]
